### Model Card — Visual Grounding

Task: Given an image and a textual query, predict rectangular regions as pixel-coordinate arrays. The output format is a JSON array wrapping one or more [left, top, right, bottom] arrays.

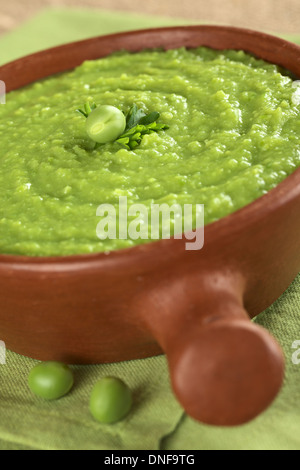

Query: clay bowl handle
[[141, 271, 285, 426]]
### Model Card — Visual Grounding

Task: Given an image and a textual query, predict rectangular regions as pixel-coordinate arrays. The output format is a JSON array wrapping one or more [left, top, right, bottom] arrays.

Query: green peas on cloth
[[90, 377, 133, 424], [28, 362, 74, 400]]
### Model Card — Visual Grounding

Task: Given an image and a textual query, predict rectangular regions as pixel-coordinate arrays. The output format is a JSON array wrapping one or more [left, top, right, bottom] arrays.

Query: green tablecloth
[[0, 8, 300, 450]]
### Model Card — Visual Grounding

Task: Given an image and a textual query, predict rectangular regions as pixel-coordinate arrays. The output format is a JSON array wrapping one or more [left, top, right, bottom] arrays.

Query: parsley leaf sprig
[[76, 102, 97, 118], [117, 104, 169, 150]]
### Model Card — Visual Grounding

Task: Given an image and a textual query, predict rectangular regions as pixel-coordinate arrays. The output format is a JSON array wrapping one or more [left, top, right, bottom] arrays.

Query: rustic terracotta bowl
[[1, 26, 300, 427]]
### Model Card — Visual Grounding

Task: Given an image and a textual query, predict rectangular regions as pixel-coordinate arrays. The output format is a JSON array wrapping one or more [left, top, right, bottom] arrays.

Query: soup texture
[[0, 47, 300, 256]]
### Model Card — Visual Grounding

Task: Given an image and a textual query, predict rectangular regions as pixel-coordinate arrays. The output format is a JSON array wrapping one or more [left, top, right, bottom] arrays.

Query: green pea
[[28, 361, 74, 400], [89, 377, 133, 424], [86, 105, 126, 144]]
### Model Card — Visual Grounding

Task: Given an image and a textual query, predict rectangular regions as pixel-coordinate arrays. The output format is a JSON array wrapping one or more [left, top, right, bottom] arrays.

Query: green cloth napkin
[[0, 353, 182, 450], [1, 8, 300, 450]]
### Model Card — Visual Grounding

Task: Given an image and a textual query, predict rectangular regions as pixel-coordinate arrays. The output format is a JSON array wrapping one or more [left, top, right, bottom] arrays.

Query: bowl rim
[[1, 24, 300, 266]]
